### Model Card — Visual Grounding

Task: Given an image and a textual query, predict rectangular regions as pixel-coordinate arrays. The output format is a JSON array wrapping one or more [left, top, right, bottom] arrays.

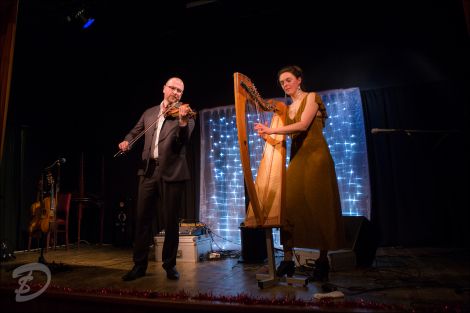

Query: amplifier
[[178, 222, 207, 236]]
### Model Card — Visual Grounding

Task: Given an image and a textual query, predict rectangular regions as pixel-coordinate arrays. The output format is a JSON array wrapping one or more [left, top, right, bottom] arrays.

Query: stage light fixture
[[67, 8, 95, 29]]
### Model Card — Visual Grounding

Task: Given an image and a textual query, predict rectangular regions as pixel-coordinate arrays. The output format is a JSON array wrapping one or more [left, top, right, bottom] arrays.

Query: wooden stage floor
[[1, 244, 469, 312]]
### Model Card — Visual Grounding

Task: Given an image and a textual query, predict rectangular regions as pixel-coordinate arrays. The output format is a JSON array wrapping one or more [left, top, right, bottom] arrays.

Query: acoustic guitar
[[28, 176, 44, 235], [28, 172, 56, 235]]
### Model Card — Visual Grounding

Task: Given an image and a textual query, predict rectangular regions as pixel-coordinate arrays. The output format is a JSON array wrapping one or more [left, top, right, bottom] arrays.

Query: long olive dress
[[282, 93, 345, 251]]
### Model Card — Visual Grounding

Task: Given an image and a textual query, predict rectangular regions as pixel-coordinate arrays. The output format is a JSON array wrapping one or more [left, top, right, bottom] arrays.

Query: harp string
[[243, 87, 276, 218]]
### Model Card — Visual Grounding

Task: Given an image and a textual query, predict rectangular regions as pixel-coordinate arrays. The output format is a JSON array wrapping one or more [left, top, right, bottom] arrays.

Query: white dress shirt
[[153, 102, 167, 159]]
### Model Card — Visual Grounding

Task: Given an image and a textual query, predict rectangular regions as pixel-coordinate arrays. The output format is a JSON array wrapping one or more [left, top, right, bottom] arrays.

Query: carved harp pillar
[[234, 72, 287, 228]]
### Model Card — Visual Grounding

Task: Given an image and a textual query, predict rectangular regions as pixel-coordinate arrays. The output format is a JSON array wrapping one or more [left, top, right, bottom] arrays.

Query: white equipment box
[[154, 235, 212, 263]]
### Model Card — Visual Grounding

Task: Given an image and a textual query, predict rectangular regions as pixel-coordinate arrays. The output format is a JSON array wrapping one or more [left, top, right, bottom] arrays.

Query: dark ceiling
[[10, 0, 470, 142], [17, 0, 468, 46]]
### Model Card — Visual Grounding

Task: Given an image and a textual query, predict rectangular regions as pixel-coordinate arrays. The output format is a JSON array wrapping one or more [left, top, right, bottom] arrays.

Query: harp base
[[256, 275, 309, 289], [255, 229, 309, 289]]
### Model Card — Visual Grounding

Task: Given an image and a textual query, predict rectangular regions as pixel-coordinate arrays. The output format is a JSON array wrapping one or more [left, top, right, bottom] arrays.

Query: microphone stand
[[44, 160, 59, 170], [37, 171, 47, 264], [370, 128, 460, 150], [371, 128, 460, 136], [113, 102, 179, 158]]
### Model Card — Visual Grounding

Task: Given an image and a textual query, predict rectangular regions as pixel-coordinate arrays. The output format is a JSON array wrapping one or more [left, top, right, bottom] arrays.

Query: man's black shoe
[[122, 266, 146, 281], [165, 267, 179, 280], [162, 264, 179, 280]]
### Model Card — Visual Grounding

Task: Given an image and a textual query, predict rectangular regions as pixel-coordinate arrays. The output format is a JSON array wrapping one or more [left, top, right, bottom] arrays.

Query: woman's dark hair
[[277, 65, 306, 90], [278, 65, 327, 125]]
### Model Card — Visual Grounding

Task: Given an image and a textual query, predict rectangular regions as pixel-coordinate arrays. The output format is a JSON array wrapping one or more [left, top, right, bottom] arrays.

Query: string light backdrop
[[199, 88, 370, 249]]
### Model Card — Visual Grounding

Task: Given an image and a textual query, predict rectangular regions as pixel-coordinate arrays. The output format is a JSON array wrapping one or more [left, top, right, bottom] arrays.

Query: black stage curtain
[[361, 79, 469, 247]]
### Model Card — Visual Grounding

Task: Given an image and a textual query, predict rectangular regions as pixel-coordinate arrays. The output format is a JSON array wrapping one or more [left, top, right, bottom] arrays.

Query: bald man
[[119, 77, 195, 281]]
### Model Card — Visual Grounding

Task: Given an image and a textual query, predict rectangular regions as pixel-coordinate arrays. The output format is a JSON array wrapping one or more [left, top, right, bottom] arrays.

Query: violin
[[164, 103, 197, 119]]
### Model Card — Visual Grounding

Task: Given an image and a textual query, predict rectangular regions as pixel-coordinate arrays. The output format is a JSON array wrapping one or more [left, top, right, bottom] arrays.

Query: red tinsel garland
[[2, 282, 464, 312]]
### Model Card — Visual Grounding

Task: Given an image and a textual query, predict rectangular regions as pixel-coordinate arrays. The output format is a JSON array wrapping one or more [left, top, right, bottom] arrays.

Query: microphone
[[45, 158, 66, 169]]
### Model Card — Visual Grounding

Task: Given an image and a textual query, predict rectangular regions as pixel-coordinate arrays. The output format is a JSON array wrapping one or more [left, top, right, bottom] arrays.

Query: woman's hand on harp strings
[[255, 123, 284, 146], [254, 122, 272, 139]]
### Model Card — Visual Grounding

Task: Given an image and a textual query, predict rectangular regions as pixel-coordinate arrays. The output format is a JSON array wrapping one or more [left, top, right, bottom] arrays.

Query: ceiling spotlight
[[67, 8, 95, 29]]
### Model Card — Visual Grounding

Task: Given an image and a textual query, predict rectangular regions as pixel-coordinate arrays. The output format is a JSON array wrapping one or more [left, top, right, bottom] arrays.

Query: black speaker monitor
[[343, 216, 378, 267], [238, 226, 267, 263]]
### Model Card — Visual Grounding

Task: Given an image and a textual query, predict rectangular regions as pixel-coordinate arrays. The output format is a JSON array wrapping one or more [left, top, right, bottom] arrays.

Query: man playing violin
[[118, 77, 195, 281]]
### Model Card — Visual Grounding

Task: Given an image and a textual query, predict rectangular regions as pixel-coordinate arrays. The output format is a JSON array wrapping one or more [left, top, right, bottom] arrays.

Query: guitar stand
[[37, 232, 48, 264], [35, 232, 70, 273], [256, 228, 308, 289]]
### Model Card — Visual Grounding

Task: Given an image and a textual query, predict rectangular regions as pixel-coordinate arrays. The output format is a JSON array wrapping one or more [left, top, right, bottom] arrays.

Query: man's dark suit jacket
[[124, 104, 195, 181]]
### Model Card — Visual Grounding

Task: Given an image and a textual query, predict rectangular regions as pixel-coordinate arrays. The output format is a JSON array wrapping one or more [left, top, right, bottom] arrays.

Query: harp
[[234, 73, 308, 288], [234, 72, 287, 228]]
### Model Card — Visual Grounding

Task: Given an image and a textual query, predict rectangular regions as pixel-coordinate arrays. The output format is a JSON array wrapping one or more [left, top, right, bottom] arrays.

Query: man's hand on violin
[[178, 104, 190, 126]]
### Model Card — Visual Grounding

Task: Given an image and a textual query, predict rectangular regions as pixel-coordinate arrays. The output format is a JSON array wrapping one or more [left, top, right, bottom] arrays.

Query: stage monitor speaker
[[113, 200, 132, 247], [343, 216, 379, 267], [238, 226, 267, 263]]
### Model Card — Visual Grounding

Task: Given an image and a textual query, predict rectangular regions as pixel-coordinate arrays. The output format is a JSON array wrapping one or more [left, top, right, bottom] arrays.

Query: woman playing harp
[[254, 65, 345, 282]]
